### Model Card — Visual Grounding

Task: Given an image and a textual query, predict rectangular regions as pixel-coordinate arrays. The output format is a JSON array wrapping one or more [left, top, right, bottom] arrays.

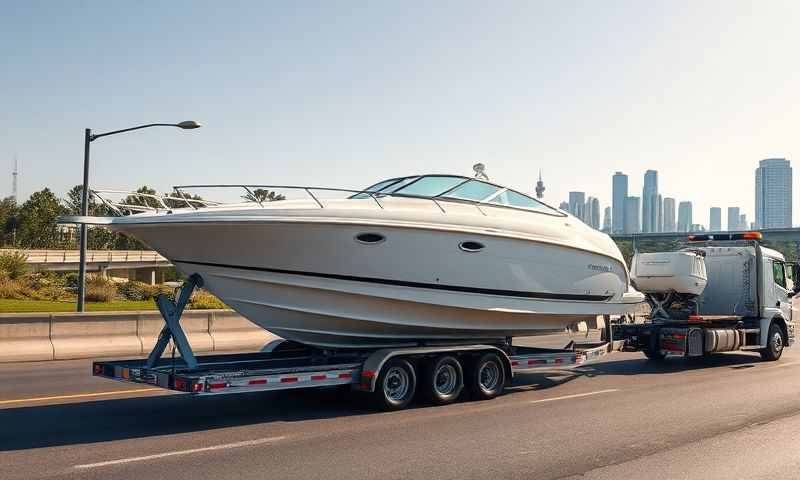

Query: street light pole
[[75, 121, 201, 312], [77, 128, 91, 312]]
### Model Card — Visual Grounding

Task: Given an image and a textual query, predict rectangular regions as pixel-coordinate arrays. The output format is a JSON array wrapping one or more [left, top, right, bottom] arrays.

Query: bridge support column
[[150, 268, 156, 285]]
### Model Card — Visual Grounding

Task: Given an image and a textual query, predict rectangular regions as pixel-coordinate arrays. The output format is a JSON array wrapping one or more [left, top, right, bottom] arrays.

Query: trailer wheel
[[421, 355, 464, 405], [373, 358, 417, 411], [760, 323, 785, 362], [466, 352, 505, 401]]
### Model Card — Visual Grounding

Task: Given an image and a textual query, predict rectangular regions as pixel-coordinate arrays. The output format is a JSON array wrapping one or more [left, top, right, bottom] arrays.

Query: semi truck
[[91, 232, 796, 411], [614, 232, 797, 361]]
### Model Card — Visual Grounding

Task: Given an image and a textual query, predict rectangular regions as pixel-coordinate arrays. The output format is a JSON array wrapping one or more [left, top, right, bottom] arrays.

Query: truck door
[[771, 260, 792, 322]]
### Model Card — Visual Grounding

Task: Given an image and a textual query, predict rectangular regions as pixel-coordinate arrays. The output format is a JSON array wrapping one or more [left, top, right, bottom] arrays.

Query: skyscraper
[[602, 206, 612, 232], [612, 172, 628, 234], [709, 207, 721, 231], [663, 197, 676, 232], [727, 207, 741, 231], [677, 201, 693, 232], [755, 158, 792, 228], [587, 197, 600, 229], [642, 170, 658, 233], [568, 191, 585, 220], [625, 196, 641, 233], [559, 201, 569, 212]]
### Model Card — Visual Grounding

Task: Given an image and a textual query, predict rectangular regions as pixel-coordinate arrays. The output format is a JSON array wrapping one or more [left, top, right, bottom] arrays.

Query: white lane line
[[74, 436, 286, 469], [528, 389, 619, 404]]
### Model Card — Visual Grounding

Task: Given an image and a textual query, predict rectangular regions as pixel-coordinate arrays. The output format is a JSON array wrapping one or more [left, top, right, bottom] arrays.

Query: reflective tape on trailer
[[510, 354, 577, 370], [201, 369, 358, 393]]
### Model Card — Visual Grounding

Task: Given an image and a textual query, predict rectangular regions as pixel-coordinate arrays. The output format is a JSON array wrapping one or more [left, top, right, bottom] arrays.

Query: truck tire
[[373, 358, 417, 411], [420, 355, 464, 405], [643, 348, 666, 361], [466, 352, 505, 401], [760, 323, 785, 362]]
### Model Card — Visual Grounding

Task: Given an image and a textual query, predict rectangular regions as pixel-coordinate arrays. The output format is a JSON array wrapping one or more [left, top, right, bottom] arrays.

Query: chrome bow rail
[[90, 182, 564, 218]]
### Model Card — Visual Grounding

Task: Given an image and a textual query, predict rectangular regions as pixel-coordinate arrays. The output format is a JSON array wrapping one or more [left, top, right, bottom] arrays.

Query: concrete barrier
[[138, 310, 214, 354], [50, 312, 143, 360], [210, 310, 277, 351], [0, 309, 279, 363], [0, 313, 54, 362]]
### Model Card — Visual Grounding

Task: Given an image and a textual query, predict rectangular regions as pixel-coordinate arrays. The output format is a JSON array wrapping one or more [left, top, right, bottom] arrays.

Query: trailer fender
[[356, 345, 511, 393]]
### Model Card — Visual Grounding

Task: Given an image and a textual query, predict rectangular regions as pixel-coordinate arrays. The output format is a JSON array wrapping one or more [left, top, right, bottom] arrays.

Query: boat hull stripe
[[172, 259, 613, 302]]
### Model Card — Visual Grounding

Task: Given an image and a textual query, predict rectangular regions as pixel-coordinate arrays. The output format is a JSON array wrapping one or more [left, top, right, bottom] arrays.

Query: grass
[[0, 299, 158, 313]]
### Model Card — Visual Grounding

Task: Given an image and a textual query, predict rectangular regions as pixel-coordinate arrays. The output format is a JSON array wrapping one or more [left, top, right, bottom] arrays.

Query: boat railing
[[90, 184, 562, 218]]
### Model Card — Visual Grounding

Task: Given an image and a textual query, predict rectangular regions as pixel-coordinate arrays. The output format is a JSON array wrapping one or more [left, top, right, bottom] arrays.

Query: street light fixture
[[77, 121, 202, 312]]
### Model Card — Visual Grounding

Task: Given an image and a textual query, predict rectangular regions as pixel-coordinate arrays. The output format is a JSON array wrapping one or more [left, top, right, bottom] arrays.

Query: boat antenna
[[473, 163, 489, 181]]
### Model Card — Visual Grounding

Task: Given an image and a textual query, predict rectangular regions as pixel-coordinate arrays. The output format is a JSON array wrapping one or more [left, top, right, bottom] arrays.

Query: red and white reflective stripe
[[206, 369, 358, 391], [510, 356, 577, 369]]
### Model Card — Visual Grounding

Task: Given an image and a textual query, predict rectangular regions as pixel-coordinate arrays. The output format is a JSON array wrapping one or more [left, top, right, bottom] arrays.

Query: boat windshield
[[352, 175, 561, 215]]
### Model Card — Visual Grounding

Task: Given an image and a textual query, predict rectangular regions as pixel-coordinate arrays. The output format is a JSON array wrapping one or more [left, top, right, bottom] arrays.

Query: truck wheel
[[643, 348, 666, 361], [373, 358, 416, 411], [466, 352, 505, 401], [421, 355, 464, 405], [760, 323, 785, 362]]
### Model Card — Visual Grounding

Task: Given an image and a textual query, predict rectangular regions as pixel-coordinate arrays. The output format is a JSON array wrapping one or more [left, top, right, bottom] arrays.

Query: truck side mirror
[[792, 263, 800, 293]]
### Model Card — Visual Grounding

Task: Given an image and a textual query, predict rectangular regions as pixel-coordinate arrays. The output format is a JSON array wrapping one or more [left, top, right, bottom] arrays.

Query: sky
[[1, 0, 798, 228]]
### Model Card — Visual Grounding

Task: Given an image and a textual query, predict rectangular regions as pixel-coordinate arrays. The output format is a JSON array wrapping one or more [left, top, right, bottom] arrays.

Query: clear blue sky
[[1, 1, 798, 227]]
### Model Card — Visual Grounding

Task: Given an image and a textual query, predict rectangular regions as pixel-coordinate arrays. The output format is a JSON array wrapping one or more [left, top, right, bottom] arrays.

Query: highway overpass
[[2, 249, 171, 284]]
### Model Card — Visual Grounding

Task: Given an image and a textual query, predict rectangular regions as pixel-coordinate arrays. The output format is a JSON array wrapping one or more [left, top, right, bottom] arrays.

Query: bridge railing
[[0, 249, 169, 265]]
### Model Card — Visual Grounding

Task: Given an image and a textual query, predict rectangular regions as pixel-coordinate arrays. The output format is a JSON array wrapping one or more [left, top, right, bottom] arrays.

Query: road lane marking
[[74, 436, 287, 469], [0, 388, 162, 405], [527, 389, 619, 404]]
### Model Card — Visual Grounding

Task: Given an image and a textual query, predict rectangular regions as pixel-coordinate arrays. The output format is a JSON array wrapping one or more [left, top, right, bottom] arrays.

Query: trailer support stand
[[146, 274, 203, 370]]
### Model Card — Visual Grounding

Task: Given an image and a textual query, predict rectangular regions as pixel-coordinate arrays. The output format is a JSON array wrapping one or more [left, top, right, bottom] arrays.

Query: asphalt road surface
[[2, 334, 800, 480]]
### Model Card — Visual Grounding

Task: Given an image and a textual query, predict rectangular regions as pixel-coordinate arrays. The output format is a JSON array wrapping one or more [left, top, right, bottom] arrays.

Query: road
[[2, 334, 800, 480]]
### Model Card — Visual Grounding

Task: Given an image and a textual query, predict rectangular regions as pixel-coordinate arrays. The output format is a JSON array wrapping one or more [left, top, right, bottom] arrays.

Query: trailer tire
[[420, 355, 464, 405], [466, 352, 505, 401], [760, 323, 785, 362], [373, 358, 417, 411]]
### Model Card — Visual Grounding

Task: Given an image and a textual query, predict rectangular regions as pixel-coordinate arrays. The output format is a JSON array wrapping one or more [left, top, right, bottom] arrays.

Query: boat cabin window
[[489, 189, 549, 212], [442, 180, 500, 201], [393, 176, 466, 197], [381, 176, 421, 193]]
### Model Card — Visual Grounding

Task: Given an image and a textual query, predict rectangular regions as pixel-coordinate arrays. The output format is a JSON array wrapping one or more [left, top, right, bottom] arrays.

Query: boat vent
[[459, 241, 485, 252], [355, 233, 385, 244]]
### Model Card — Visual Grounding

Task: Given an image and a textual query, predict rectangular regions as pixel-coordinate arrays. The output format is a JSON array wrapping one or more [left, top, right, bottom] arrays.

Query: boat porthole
[[355, 232, 385, 244], [459, 241, 485, 253]]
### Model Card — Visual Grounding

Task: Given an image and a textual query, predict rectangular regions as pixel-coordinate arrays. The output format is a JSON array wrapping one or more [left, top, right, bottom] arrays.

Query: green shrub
[[118, 280, 160, 301], [32, 284, 72, 301], [0, 273, 25, 299], [84, 275, 117, 302], [0, 251, 28, 279], [190, 290, 227, 309], [64, 272, 79, 291]]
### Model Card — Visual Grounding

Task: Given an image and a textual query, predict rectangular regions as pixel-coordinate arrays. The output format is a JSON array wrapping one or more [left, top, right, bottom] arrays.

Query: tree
[[17, 188, 68, 248], [164, 188, 205, 209], [242, 189, 285, 203], [0, 196, 19, 246], [122, 186, 162, 210]]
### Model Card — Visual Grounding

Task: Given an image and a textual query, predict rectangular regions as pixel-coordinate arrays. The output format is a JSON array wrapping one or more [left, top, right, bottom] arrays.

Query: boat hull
[[114, 219, 641, 348]]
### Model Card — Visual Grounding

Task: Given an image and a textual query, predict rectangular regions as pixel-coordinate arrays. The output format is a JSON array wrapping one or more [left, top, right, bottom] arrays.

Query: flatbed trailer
[[92, 275, 613, 410]]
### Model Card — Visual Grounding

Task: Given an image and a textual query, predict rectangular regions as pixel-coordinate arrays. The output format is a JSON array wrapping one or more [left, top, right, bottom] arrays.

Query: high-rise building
[[663, 197, 676, 232], [642, 170, 659, 233], [740, 214, 747, 230], [755, 158, 792, 228], [602, 206, 612, 232], [612, 172, 628, 234], [569, 191, 585, 220], [677, 201, 693, 232], [709, 207, 722, 231], [690, 224, 705, 232], [625, 196, 641, 233], [559, 201, 569, 212], [727, 207, 741, 231], [588, 197, 600, 229]]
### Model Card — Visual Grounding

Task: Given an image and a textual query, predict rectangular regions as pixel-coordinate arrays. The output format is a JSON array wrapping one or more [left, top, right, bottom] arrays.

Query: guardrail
[[0, 310, 277, 362]]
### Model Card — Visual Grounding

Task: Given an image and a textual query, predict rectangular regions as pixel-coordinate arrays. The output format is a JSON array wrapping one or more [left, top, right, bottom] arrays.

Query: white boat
[[65, 174, 644, 348]]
